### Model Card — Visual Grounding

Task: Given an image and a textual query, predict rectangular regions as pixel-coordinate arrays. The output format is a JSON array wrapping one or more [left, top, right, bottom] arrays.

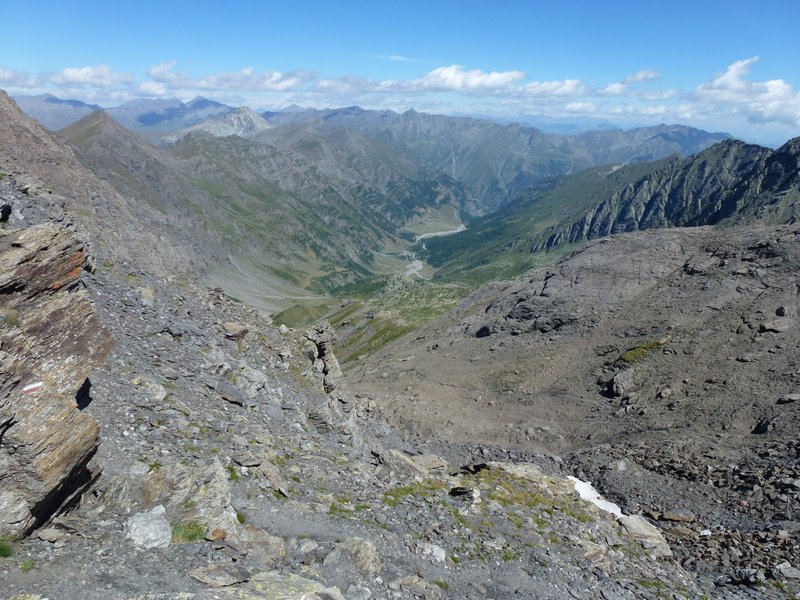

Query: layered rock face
[[0, 223, 113, 536]]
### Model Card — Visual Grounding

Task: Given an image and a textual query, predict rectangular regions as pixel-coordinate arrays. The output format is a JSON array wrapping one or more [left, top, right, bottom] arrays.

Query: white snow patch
[[568, 476, 624, 518], [22, 381, 44, 393]]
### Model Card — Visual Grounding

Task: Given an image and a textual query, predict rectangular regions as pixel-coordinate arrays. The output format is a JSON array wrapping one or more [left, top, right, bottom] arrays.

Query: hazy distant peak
[[163, 105, 271, 143], [186, 96, 227, 110], [11, 92, 103, 130]]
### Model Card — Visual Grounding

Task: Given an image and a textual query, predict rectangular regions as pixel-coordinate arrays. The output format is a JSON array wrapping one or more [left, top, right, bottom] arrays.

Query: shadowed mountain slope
[[424, 137, 800, 283]]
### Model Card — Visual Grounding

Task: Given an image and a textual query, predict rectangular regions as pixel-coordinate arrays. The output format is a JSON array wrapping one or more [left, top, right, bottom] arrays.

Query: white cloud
[[48, 65, 132, 87], [136, 80, 168, 97], [0, 67, 39, 89], [146, 61, 312, 92], [566, 102, 596, 113], [600, 82, 627, 96], [381, 65, 526, 93], [521, 79, 585, 97], [695, 56, 800, 126], [147, 61, 182, 83], [625, 69, 660, 84], [600, 70, 662, 96], [414, 65, 525, 91], [639, 89, 677, 101]]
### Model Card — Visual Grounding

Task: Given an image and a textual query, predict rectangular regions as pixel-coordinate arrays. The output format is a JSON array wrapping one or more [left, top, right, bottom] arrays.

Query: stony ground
[[0, 243, 706, 599], [348, 224, 800, 598]]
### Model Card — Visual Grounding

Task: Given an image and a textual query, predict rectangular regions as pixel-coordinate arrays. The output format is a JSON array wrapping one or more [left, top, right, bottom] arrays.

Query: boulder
[[619, 515, 673, 559], [223, 322, 248, 341], [189, 563, 250, 587], [125, 505, 172, 549], [141, 458, 242, 542], [0, 224, 113, 537]]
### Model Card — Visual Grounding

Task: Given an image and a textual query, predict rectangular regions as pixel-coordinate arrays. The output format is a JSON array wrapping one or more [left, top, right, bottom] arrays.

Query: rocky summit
[[0, 84, 798, 600]]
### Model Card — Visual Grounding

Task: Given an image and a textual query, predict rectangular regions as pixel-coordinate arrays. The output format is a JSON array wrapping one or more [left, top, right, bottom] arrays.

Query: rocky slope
[[348, 223, 800, 596], [2, 85, 798, 598], [0, 90, 199, 277], [424, 137, 800, 285], [528, 138, 799, 251], [0, 173, 711, 600]]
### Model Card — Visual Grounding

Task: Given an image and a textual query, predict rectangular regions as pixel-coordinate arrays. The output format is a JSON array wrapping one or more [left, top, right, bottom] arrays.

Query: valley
[[1, 85, 799, 600]]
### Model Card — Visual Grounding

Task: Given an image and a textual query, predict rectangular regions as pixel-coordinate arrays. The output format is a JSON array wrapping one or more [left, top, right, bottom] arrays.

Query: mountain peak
[[163, 105, 271, 143], [59, 109, 131, 143], [186, 96, 226, 110]]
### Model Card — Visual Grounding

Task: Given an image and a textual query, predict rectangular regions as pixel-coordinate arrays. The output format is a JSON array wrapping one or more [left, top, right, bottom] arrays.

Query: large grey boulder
[[125, 505, 172, 549]]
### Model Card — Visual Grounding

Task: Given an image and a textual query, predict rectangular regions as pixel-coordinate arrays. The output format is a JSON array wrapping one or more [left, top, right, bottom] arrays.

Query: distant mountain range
[[253, 106, 730, 215], [6, 91, 764, 309]]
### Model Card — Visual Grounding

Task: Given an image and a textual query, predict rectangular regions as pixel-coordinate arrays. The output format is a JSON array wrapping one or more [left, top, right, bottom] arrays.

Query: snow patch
[[568, 476, 623, 518]]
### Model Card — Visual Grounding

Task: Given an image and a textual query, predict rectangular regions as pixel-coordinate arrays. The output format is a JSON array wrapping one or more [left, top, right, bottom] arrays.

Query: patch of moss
[[0, 539, 13, 558], [171, 521, 205, 543], [637, 579, 666, 590], [618, 340, 664, 364], [431, 580, 450, 591], [226, 465, 240, 481], [502, 550, 519, 562], [384, 479, 446, 507], [236, 511, 247, 524], [384, 484, 415, 507], [18, 559, 35, 571]]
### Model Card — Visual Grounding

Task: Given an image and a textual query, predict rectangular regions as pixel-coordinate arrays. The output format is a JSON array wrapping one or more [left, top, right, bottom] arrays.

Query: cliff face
[[533, 138, 800, 252], [0, 223, 113, 536]]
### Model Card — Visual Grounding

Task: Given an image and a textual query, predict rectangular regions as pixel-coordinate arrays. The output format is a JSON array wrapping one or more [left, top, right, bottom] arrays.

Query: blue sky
[[1, 0, 799, 145]]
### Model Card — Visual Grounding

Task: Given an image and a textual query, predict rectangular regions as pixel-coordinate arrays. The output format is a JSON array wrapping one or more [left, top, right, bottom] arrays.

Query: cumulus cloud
[[600, 70, 662, 96], [624, 70, 660, 84], [695, 56, 800, 126], [381, 65, 526, 93], [314, 65, 529, 97], [414, 65, 525, 91], [0, 67, 38, 88], [566, 102, 596, 113], [521, 79, 585, 97], [48, 65, 132, 87], [147, 61, 313, 92]]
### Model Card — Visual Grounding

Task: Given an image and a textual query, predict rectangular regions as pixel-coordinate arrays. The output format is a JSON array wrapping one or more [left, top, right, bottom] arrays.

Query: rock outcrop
[[305, 320, 342, 393], [0, 223, 113, 536], [531, 137, 800, 253]]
